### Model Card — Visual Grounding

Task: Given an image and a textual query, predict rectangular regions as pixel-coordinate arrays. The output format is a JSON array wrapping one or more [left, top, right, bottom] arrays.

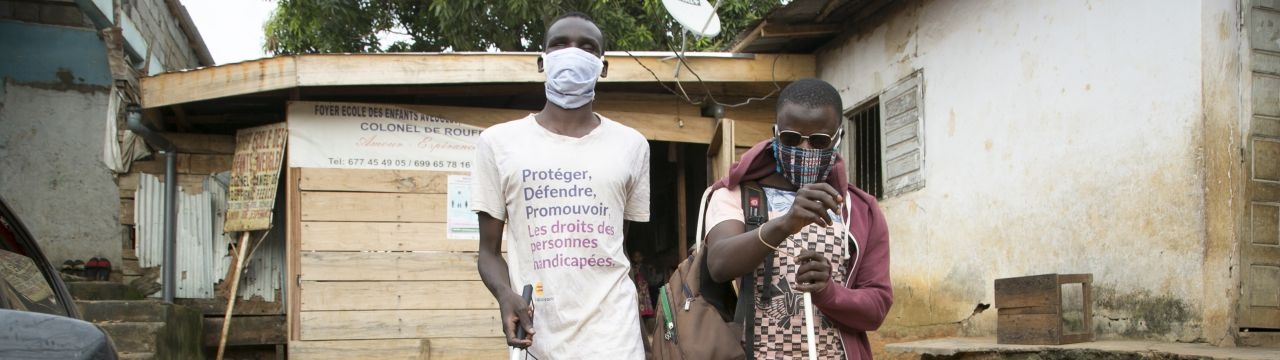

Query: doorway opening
[[625, 141, 709, 293]]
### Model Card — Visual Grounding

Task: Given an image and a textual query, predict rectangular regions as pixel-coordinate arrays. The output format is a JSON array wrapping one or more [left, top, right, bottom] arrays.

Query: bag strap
[[692, 186, 735, 322], [693, 187, 715, 251], [741, 181, 768, 229], [736, 181, 769, 358]]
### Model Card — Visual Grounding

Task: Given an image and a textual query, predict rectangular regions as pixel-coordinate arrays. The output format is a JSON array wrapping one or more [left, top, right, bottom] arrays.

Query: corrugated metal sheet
[[176, 186, 214, 298], [135, 173, 283, 301], [136, 173, 213, 298], [134, 174, 166, 269], [209, 174, 285, 302]]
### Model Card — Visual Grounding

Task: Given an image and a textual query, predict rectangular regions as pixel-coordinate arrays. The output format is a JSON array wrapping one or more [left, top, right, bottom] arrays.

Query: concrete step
[[79, 300, 205, 359], [67, 281, 143, 300], [77, 300, 169, 323], [97, 322, 163, 353], [121, 258, 142, 276]]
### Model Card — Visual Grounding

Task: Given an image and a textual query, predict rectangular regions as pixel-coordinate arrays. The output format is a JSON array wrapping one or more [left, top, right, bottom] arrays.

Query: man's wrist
[[762, 219, 791, 246]]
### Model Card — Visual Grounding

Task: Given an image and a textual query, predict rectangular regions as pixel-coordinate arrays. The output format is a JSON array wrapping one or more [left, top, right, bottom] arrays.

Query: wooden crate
[[994, 273, 1093, 345]]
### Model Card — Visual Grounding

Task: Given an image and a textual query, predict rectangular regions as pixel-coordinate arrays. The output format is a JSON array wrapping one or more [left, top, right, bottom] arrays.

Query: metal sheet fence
[[134, 173, 283, 301]]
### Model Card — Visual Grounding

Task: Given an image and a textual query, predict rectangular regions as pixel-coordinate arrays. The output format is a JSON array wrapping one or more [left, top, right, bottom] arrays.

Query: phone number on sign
[[327, 157, 471, 169]]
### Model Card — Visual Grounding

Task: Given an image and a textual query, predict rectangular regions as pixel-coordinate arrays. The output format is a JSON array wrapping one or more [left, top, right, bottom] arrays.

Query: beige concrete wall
[[1200, 0, 1246, 347], [0, 83, 121, 272], [816, 0, 1236, 345]]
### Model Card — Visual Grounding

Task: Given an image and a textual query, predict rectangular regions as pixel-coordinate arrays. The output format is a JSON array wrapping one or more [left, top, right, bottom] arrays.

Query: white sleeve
[[704, 187, 745, 234], [470, 133, 506, 221], [623, 139, 651, 222]]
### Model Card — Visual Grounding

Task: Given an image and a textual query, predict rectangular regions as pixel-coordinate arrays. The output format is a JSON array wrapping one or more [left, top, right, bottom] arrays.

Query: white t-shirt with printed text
[[471, 114, 651, 359]]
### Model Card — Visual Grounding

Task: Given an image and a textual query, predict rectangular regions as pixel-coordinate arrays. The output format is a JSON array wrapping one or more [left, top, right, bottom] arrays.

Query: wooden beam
[[185, 112, 283, 123], [734, 119, 773, 148], [158, 132, 237, 154], [300, 192, 445, 222], [300, 251, 479, 281], [298, 309, 500, 340], [299, 168, 461, 194], [301, 222, 493, 251], [291, 339, 430, 360], [594, 92, 775, 124], [604, 53, 813, 84], [676, 145, 688, 262], [761, 23, 843, 38], [120, 199, 134, 225], [142, 56, 298, 109], [300, 281, 497, 311], [292, 53, 811, 86], [289, 338, 506, 360], [118, 172, 208, 194], [131, 154, 233, 175], [203, 315, 287, 347], [175, 298, 283, 315], [597, 109, 715, 144], [815, 0, 844, 22], [708, 118, 736, 182], [293, 54, 538, 87], [118, 173, 138, 199], [187, 154, 233, 174], [287, 168, 302, 341], [141, 53, 813, 108], [172, 104, 192, 132], [423, 338, 508, 360], [729, 22, 766, 53]]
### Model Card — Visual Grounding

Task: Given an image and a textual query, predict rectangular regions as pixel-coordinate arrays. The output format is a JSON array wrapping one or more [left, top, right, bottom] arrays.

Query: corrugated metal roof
[[726, 0, 899, 53]]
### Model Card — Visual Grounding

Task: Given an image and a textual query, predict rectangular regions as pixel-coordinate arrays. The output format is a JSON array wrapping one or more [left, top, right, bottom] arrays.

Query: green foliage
[[264, 0, 780, 54]]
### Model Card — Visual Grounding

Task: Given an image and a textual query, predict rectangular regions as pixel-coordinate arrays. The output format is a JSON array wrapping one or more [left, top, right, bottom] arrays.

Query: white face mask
[[542, 47, 604, 109]]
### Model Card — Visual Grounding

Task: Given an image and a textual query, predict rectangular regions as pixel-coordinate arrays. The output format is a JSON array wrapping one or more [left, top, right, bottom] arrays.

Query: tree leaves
[[263, 0, 780, 55]]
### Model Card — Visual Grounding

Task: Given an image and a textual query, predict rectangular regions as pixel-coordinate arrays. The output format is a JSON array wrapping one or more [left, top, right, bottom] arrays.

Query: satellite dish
[[662, 0, 721, 38]]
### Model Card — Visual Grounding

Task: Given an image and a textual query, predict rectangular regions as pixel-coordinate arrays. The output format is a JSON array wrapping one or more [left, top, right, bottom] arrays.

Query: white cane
[[798, 242, 817, 360], [510, 284, 534, 360], [803, 204, 846, 360], [803, 292, 817, 360]]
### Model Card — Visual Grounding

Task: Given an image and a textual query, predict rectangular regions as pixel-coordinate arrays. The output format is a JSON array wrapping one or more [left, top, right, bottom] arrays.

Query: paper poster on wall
[[447, 175, 478, 240], [225, 122, 288, 231], [287, 101, 482, 171]]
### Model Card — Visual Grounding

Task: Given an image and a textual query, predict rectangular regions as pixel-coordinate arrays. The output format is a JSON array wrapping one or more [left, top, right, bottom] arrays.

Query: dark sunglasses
[[774, 125, 843, 149]]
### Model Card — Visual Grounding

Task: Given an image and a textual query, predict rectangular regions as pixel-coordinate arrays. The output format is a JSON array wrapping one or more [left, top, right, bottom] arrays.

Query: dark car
[[0, 197, 117, 360]]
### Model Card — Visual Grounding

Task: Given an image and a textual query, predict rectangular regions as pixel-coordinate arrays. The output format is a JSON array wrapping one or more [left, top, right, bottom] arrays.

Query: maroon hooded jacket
[[710, 139, 893, 360]]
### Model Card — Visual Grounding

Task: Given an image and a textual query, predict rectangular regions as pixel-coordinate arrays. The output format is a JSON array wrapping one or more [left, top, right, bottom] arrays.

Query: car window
[[0, 249, 67, 317]]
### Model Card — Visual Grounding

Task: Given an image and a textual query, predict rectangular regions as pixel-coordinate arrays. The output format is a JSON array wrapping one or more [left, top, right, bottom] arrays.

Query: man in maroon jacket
[[703, 78, 893, 359]]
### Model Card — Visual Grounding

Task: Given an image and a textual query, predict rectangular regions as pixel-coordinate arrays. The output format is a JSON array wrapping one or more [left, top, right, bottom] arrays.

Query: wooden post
[[216, 231, 252, 360], [676, 144, 688, 263], [287, 167, 302, 342]]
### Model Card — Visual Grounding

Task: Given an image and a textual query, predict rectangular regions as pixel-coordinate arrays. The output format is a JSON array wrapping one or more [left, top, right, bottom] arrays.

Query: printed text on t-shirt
[[519, 168, 619, 270]]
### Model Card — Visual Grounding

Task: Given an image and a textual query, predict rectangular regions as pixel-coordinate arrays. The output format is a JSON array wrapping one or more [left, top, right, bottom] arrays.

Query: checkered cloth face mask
[[773, 139, 838, 187]]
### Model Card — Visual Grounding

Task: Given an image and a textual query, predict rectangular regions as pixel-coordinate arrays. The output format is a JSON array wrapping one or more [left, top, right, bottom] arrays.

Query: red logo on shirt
[[749, 197, 760, 207]]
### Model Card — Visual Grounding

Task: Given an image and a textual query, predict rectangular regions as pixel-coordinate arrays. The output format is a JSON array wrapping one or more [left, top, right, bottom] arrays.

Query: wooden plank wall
[[288, 168, 506, 360]]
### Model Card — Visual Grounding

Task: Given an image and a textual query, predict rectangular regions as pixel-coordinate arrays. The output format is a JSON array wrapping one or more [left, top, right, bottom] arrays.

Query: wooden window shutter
[[878, 71, 925, 197]]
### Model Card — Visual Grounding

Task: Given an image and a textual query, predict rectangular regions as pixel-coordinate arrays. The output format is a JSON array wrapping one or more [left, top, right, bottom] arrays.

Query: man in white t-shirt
[[471, 12, 651, 359]]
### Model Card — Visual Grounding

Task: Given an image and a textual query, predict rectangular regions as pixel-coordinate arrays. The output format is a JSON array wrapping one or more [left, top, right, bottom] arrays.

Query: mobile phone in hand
[[515, 284, 533, 339]]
